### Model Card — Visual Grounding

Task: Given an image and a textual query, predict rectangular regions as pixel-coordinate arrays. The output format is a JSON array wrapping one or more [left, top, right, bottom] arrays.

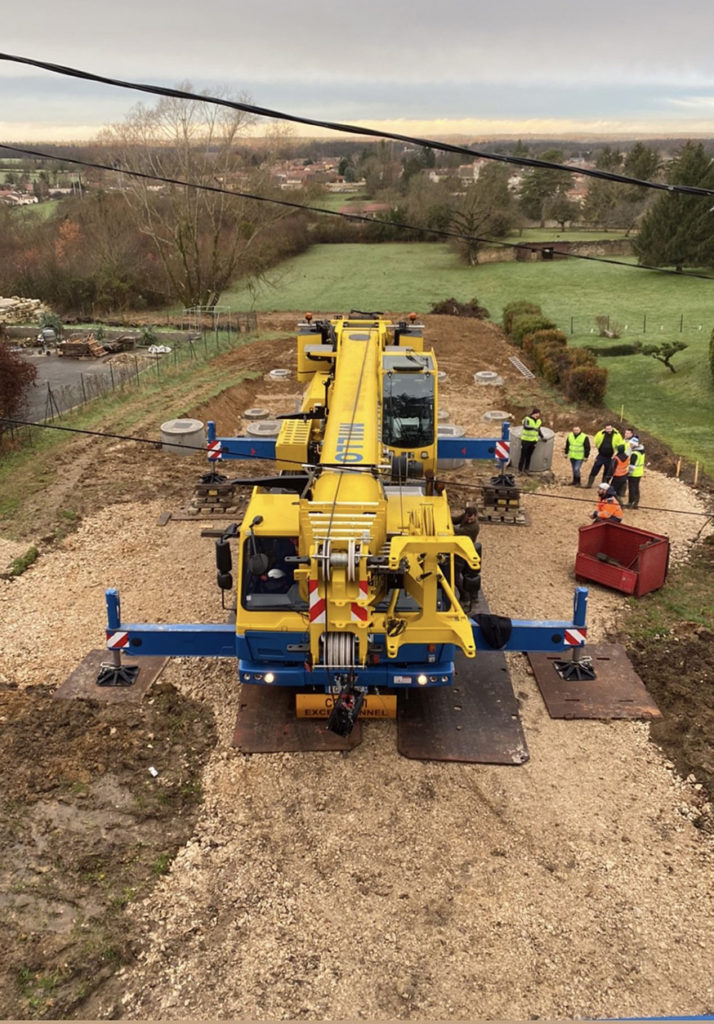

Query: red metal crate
[[575, 522, 670, 596]]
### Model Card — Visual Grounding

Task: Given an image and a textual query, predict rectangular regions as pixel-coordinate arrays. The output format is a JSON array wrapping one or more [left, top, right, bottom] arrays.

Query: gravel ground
[[1, 314, 712, 1020]]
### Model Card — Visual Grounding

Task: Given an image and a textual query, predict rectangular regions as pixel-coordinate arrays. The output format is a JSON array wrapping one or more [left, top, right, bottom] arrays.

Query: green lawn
[[504, 228, 629, 243], [222, 242, 714, 473]]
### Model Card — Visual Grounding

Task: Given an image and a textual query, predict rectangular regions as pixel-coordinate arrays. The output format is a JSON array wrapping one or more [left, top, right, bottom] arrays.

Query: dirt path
[[1, 314, 712, 1020]]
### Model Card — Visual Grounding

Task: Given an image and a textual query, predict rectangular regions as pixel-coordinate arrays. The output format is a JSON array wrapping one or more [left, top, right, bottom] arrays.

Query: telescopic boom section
[[305, 324, 386, 669], [312, 326, 383, 504]]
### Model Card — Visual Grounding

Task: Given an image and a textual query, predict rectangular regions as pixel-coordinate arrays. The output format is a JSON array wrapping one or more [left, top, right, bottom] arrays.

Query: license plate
[[296, 693, 397, 719]]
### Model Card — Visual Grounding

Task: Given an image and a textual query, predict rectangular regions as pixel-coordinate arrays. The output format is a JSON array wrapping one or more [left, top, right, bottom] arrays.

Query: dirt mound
[[0, 681, 215, 1018]]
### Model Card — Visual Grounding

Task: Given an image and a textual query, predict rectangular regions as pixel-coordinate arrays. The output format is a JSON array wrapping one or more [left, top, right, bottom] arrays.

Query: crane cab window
[[241, 536, 306, 611], [382, 362, 435, 449]]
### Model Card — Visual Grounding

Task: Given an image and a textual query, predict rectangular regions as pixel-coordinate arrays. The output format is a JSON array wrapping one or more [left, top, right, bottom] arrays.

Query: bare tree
[[100, 87, 286, 308]]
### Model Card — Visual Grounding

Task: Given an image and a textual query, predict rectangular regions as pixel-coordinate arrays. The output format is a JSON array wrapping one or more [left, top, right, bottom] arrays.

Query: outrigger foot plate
[[233, 684, 363, 753], [397, 649, 529, 764], [528, 644, 662, 720], [54, 650, 168, 703]]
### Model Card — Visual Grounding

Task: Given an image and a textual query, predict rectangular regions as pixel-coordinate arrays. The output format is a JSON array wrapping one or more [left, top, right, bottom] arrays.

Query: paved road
[[18, 349, 118, 422]]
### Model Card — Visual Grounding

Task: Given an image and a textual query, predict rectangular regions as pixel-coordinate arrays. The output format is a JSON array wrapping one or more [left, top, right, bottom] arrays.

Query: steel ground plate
[[397, 649, 529, 764], [233, 684, 363, 753], [528, 643, 661, 719], [54, 650, 169, 703]]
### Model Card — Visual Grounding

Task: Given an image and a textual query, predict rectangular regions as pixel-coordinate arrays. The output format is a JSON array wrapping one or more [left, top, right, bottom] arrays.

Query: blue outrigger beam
[[204, 421, 513, 467], [103, 586, 588, 670]]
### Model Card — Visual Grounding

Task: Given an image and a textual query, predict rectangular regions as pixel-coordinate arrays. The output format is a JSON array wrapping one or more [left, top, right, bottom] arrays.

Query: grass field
[[222, 242, 714, 473]]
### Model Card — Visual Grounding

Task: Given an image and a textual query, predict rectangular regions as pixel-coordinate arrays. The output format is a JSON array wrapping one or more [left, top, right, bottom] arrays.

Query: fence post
[[109, 363, 115, 390], [680, 314, 684, 333], [643, 314, 647, 333], [80, 374, 87, 404], [570, 316, 574, 335]]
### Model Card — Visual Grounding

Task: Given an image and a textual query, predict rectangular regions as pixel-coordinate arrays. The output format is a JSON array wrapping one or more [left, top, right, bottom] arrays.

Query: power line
[[5, 142, 714, 282], [2, 51, 714, 199], [2, 418, 710, 519]]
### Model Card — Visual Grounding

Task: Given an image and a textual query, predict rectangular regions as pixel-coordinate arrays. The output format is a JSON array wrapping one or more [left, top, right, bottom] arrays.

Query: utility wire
[[4, 142, 714, 282], [2, 418, 710, 519], [2, 51, 714, 199]]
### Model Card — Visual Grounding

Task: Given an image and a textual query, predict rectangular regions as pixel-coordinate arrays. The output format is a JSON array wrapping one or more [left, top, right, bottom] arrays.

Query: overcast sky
[[2, 0, 714, 142]]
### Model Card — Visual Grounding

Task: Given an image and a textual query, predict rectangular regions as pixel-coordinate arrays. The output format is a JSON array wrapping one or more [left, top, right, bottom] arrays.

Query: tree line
[[1, 90, 713, 317]]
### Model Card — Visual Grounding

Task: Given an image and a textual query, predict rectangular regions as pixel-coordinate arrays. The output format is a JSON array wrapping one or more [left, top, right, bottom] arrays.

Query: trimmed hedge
[[510, 314, 557, 347], [502, 300, 542, 335], [564, 364, 608, 405], [585, 342, 643, 357]]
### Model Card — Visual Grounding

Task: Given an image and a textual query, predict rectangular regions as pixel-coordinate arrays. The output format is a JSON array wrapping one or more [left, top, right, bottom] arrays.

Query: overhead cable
[[2, 419, 710, 518]]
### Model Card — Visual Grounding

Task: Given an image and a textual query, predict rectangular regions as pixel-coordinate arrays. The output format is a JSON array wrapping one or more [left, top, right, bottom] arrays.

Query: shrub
[[0, 342, 38, 428], [430, 296, 490, 318], [510, 314, 557, 347], [564, 364, 608, 405], [585, 342, 643, 357], [502, 300, 542, 335], [531, 328, 567, 347]]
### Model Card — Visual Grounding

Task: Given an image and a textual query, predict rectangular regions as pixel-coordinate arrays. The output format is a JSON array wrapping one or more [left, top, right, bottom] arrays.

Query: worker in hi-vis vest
[[518, 407, 545, 473], [564, 426, 591, 486], [586, 424, 625, 487], [627, 444, 645, 509]]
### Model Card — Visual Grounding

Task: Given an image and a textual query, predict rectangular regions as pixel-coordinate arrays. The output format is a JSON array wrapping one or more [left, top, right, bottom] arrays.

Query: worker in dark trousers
[[610, 444, 631, 499], [586, 424, 624, 487], [564, 425, 590, 485], [518, 407, 544, 473], [627, 444, 645, 508]]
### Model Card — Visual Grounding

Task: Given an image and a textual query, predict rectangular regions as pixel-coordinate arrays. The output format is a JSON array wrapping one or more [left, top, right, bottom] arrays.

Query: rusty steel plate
[[528, 643, 662, 720], [397, 649, 529, 764], [54, 650, 168, 703], [233, 685, 363, 753]]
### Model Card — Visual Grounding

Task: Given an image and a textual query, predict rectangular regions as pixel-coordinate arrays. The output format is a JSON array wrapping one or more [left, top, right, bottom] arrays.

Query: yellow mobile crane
[[101, 312, 588, 742]]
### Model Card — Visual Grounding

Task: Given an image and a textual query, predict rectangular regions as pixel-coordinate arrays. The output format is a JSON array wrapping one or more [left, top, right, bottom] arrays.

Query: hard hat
[[267, 568, 286, 579], [597, 482, 609, 491]]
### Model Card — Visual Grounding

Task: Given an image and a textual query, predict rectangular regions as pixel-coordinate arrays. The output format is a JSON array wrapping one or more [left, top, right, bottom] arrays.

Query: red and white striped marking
[[351, 580, 369, 622], [495, 440, 510, 461], [106, 630, 130, 649], [206, 440, 223, 461], [564, 627, 587, 646], [308, 580, 326, 623]]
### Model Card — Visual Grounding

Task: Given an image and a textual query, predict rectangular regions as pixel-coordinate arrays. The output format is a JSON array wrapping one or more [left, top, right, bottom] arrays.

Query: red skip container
[[575, 522, 670, 596]]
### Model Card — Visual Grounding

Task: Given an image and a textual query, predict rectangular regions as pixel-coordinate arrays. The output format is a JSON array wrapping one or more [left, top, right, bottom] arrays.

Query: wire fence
[[549, 312, 712, 338], [3, 314, 258, 450]]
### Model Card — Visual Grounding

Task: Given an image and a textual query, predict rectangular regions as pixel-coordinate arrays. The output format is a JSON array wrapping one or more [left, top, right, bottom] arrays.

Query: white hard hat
[[597, 482, 609, 491], [267, 568, 286, 579]]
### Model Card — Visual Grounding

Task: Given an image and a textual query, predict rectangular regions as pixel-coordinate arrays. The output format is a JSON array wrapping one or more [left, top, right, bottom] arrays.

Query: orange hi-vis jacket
[[612, 452, 630, 479], [595, 495, 623, 521]]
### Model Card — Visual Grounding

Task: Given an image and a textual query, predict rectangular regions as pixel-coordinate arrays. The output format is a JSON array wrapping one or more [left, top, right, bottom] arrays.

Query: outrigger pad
[[528, 643, 662, 720], [54, 650, 168, 703], [233, 684, 363, 753], [397, 649, 529, 764]]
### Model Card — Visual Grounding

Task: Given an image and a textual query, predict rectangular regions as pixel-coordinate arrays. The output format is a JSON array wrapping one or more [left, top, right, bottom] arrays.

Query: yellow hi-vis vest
[[521, 416, 542, 443], [566, 431, 587, 459], [629, 451, 645, 477]]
